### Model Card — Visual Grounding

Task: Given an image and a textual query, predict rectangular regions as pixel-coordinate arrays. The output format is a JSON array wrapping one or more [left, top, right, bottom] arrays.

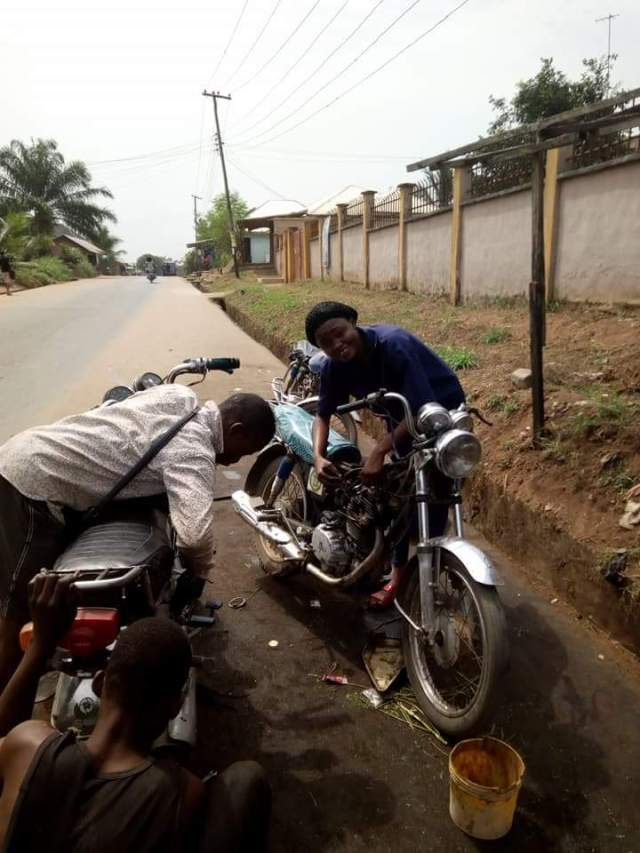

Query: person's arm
[[162, 445, 218, 577], [312, 415, 339, 483], [0, 575, 77, 736]]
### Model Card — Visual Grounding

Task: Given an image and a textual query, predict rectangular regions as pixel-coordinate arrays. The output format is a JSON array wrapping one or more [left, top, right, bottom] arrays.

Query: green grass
[[569, 388, 639, 438], [436, 345, 478, 371], [487, 394, 521, 415], [482, 327, 512, 345]]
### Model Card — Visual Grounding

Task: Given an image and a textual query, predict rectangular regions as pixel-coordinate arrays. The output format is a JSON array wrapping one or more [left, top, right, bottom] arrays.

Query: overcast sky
[[1, 0, 638, 261]]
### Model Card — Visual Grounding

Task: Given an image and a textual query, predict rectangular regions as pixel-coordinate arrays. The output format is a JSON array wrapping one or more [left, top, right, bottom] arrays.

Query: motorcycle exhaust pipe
[[304, 528, 385, 587], [231, 491, 306, 562]]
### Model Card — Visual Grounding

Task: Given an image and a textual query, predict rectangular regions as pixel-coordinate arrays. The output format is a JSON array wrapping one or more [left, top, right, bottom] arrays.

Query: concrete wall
[[461, 190, 531, 298], [327, 231, 340, 276], [554, 160, 640, 302], [310, 237, 320, 279], [369, 226, 399, 289], [342, 224, 362, 283], [406, 212, 452, 295]]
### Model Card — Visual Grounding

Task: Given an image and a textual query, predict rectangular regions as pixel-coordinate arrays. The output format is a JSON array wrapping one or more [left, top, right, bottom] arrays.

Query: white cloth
[[0, 385, 223, 572]]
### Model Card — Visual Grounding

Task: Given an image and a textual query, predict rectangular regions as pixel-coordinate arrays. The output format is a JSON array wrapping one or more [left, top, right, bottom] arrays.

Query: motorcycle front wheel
[[401, 552, 508, 738], [255, 458, 308, 578]]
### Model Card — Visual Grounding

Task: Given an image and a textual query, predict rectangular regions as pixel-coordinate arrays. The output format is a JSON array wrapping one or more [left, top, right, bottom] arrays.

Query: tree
[[92, 225, 125, 271], [0, 139, 116, 240], [196, 192, 249, 267], [488, 56, 615, 134]]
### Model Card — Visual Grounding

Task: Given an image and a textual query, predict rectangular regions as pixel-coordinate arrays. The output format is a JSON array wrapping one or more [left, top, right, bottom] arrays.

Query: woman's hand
[[314, 455, 340, 485]]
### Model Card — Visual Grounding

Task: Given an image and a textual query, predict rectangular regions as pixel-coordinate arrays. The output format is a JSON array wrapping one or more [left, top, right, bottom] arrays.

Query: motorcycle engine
[[311, 514, 351, 577], [310, 487, 379, 578]]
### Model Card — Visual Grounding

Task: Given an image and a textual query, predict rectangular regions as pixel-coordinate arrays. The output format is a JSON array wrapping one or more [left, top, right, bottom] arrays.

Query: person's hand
[[28, 573, 78, 658], [360, 448, 386, 485], [314, 455, 340, 485]]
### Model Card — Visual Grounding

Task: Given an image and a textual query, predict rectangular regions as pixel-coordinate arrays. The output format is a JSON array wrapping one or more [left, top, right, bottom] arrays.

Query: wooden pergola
[[407, 87, 640, 444]]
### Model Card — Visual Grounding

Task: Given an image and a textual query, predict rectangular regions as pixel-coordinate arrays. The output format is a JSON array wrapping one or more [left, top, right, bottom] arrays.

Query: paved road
[[2, 277, 640, 852]]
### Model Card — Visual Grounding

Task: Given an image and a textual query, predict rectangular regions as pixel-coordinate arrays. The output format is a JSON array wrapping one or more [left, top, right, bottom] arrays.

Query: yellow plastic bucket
[[449, 737, 525, 840]]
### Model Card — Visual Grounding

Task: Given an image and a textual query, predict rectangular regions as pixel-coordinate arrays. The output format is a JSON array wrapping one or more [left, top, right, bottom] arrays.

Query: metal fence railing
[[344, 197, 364, 227], [412, 171, 452, 216], [370, 189, 400, 229], [568, 94, 640, 170], [470, 155, 533, 197]]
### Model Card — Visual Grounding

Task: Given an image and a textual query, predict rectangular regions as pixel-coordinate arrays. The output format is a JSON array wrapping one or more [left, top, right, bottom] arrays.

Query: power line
[[229, 0, 351, 132], [207, 0, 251, 84], [231, 0, 426, 145], [237, 0, 473, 149], [87, 141, 201, 166], [228, 144, 420, 162], [223, 0, 283, 88], [226, 155, 291, 200], [229, 0, 386, 136], [232, 0, 321, 94]]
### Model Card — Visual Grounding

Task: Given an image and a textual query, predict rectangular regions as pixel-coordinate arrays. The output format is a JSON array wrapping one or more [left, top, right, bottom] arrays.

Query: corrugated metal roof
[[243, 199, 307, 220], [52, 224, 103, 255], [306, 185, 368, 215]]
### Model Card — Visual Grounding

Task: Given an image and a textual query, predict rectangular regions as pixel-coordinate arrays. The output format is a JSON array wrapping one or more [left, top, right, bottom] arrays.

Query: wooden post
[[397, 183, 415, 291], [336, 203, 348, 282], [318, 217, 325, 281], [362, 191, 376, 289], [543, 147, 561, 301], [302, 222, 311, 279], [449, 168, 468, 305], [530, 149, 546, 445]]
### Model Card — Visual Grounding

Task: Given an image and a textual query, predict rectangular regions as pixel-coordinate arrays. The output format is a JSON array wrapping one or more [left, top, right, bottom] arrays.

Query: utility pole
[[202, 90, 239, 278], [191, 194, 202, 271], [596, 13, 619, 96]]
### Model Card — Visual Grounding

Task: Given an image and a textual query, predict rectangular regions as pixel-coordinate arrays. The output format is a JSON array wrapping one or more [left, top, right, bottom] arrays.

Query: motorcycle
[[20, 356, 240, 747], [273, 339, 358, 445], [232, 390, 508, 737]]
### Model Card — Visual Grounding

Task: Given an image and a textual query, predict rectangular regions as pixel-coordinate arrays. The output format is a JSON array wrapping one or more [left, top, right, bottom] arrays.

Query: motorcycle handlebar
[[337, 390, 420, 439], [205, 357, 240, 373]]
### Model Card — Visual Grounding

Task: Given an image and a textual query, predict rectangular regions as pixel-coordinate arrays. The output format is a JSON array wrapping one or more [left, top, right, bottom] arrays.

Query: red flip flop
[[368, 580, 398, 609]]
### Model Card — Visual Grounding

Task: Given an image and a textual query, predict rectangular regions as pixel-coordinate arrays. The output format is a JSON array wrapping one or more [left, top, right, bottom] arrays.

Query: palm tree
[[91, 225, 125, 273], [0, 139, 116, 240]]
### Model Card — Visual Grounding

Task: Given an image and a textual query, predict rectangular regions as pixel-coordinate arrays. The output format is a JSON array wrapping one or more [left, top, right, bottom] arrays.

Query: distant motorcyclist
[[144, 256, 156, 281]]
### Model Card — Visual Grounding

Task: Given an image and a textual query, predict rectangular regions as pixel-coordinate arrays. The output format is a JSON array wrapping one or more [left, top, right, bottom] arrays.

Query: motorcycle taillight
[[20, 608, 120, 657]]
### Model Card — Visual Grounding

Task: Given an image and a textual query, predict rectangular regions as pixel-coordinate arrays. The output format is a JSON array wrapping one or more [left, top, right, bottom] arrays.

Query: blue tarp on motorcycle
[[273, 402, 358, 465]]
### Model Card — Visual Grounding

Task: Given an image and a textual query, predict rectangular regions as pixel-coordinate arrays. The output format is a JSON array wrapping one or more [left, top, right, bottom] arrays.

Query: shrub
[[482, 327, 512, 344], [32, 255, 73, 282], [58, 245, 97, 279], [436, 345, 478, 370]]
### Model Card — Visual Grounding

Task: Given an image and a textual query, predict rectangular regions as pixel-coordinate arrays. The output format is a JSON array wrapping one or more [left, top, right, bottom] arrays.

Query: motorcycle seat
[[54, 520, 173, 575]]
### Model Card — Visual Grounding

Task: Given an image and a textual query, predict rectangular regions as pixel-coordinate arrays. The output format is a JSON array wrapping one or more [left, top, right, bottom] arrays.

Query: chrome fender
[[432, 536, 503, 587]]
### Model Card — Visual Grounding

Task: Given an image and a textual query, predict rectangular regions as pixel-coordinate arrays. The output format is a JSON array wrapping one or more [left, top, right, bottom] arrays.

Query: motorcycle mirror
[[132, 372, 163, 391], [102, 385, 134, 404]]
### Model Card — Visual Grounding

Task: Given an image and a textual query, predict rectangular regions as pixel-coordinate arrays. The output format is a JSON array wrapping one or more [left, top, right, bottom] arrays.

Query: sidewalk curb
[[224, 297, 640, 655]]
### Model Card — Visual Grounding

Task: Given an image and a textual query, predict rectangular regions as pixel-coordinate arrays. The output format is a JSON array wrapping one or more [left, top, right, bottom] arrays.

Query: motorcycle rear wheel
[[401, 553, 508, 738], [255, 458, 308, 578]]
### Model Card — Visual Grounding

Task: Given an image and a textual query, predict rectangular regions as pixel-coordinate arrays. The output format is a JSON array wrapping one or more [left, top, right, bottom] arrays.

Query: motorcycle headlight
[[450, 409, 474, 432], [416, 402, 452, 435], [435, 429, 482, 479]]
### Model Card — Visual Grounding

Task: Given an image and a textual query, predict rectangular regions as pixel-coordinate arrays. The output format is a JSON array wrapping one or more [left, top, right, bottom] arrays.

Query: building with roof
[[52, 225, 103, 266]]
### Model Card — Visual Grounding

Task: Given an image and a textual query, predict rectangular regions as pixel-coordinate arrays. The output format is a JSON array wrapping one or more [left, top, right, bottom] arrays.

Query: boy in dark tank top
[[0, 575, 270, 852]]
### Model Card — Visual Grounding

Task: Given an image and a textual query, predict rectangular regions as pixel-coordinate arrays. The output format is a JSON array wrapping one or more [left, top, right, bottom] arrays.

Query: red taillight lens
[[20, 608, 120, 657]]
